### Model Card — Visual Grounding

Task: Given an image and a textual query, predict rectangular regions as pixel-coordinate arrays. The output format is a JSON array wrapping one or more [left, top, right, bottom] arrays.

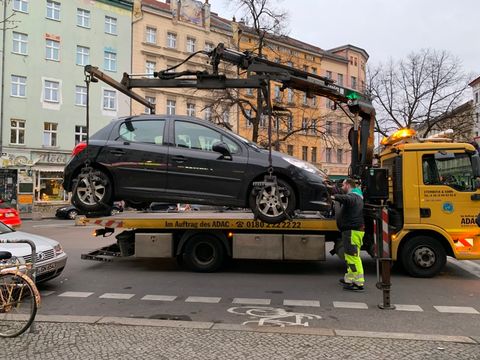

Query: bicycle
[[0, 240, 41, 337]]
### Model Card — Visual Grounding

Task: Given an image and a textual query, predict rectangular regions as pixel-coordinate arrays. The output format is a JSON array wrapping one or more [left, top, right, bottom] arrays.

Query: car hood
[[0, 231, 58, 257]]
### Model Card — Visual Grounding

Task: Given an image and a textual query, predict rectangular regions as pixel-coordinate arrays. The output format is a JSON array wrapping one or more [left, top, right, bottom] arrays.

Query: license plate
[[37, 263, 56, 274], [5, 213, 14, 218]]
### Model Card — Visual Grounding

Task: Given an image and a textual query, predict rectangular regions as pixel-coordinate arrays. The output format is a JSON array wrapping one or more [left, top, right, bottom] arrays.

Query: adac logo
[[442, 202, 454, 214]]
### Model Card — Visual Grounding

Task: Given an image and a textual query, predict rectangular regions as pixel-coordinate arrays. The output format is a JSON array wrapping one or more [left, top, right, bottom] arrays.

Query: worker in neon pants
[[331, 178, 365, 291]]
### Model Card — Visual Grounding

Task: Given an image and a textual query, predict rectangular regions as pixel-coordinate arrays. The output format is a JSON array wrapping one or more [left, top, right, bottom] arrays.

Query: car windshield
[[0, 221, 13, 234]]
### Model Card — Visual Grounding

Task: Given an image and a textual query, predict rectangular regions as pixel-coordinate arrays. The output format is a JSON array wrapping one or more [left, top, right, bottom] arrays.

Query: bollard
[[375, 206, 395, 310]]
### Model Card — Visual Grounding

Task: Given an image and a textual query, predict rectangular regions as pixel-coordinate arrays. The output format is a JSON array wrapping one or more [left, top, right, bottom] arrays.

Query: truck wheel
[[400, 236, 446, 278], [72, 169, 112, 213], [183, 234, 225, 272], [249, 178, 296, 224]]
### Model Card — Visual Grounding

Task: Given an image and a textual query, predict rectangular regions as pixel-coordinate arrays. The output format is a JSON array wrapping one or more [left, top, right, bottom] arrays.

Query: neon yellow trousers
[[343, 230, 365, 286]]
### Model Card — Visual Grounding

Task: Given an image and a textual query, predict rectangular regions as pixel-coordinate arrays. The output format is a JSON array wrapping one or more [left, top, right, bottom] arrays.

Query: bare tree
[[0, 1, 19, 30], [368, 49, 472, 137]]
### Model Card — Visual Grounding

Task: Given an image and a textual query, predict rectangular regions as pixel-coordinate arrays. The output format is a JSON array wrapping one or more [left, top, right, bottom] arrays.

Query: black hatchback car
[[63, 115, 330, 223]]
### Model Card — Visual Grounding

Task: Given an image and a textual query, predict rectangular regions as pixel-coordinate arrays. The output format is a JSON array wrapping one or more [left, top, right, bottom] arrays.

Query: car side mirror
[[212, 142, 232, 159]]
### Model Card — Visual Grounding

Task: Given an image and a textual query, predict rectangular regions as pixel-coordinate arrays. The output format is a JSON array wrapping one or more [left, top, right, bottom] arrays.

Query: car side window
[[174, 121, 239, 154], [119, 120, 165, 145]]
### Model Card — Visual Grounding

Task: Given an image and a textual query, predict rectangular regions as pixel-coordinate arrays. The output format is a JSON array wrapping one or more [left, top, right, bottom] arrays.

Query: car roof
[[116, 115, 208, 123]]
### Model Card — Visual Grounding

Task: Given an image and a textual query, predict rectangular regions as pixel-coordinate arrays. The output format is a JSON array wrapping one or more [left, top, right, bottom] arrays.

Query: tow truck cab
[[378, 129, 480, 276]]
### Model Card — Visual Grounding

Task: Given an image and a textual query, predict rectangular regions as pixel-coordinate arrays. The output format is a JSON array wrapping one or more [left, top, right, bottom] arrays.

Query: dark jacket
[[334, 191, 364, 231]]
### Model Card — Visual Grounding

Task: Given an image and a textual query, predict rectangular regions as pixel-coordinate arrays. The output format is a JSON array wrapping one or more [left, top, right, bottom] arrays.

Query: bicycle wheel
[[0, 273, 37, 337]]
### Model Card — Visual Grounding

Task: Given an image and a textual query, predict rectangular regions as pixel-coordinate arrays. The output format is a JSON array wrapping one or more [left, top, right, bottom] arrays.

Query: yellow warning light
[[381, 128, 416, 146], [227, 232, 234, 238]]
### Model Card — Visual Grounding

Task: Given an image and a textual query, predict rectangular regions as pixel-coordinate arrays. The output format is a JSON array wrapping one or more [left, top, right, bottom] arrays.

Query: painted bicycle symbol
[[227, 306, 322, 327]]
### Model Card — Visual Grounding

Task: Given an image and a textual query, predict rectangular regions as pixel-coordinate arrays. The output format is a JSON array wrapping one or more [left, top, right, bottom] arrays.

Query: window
[[311, 67, 317, 74], [146, 27, 156, 44], [38, 172, 65, 201], [287, 145, 294, 156], [337, 149, 343, 163], [76, 46, 89, 65], [44, 80, 59, 102], [13, 32, 28, 54], [145, 61, 156, 78], [287, 116, 293, 132], [311, 147, 317, 163], [302, 118, 308, 134], [286, 61, 293, 67], [75, 86, 87, 106], [43, 122, 57, 146], [222, 111, 230, 125], [311, 96, 317, 107], [13, 0, 28, 12], [204, 106, 212, 121], [11, 75, 26, 97], [167, 32, 177, 48], [187, 103, 195, 117], [204, 42, 214, 52], [246, 88, 254, 96], [244, 109, 251, 127], [45, 39, 59, 61], [119, 119, 165, 144], [325, 148, 332, 163], [186, 37, 196, 53], [326, 71, 332, 79], [303, 92, 308, 105], [303, 65, 308, 72], [351, 76, 357, 89], [10, 119, 25, 145], [337, 122, 343, 137], [326, 121, 332, 134], [302, 146, 308, 161], [104, 51, 117, 71], [174, 121, 239, 153], [287, 89, 294, 103], [422, 153, 477, 191], [259, 115, 267, 128], [337, 73, 344, 87], [144, 96, 155, 114], [311, 119, 317, 135], [77, 8, 90, 28], [75, 125, 87, 145], [105, 16, 117, 35], [166, 99, 176, 115], [476, 92, 479, 104], [274, 85, 281, 101], [46, 0, 60, 20], [326, 99, 333, 109], [103, 90, 116, 110]]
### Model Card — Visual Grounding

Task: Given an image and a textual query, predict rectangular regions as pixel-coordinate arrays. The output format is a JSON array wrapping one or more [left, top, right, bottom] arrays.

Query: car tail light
[[72, 142, 87, 156]]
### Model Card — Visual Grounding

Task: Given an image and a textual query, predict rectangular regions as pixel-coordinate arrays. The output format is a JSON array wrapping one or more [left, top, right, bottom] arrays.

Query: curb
[[33, 315, 478, 344]]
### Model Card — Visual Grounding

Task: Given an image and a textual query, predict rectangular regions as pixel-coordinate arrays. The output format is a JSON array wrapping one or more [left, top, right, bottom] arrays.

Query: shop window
[[38, 171, 65, 201]]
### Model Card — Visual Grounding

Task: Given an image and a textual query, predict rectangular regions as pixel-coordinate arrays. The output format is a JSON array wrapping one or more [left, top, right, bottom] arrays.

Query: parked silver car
[[0, 222, 67, 283]]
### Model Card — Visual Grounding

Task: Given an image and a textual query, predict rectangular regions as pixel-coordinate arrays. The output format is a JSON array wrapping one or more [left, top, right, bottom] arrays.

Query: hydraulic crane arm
[[84, 43, 376, 178]]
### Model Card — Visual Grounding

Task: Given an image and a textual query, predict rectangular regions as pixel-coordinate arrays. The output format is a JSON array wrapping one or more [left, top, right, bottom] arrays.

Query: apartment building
[[470, 76, 480, 144], [0, 0, 132, 212], [131, 0, 235, 126]]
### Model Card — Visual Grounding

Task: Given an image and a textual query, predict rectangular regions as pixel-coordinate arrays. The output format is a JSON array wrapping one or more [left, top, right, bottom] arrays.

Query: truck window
[[422, 153, 476, 191]]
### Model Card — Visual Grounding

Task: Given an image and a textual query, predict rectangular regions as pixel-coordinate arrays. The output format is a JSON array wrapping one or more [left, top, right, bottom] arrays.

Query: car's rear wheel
[[249, 178, 296, 224], [72, 169, 112, 213], [67, 209, 78, 220]]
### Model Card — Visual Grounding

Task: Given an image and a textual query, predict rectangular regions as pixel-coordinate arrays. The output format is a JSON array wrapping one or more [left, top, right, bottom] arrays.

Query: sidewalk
[[1, 316, 478, 359]]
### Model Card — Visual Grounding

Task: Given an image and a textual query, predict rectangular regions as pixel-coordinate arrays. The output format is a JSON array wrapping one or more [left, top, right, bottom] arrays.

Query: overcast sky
[[210, 0, 480, 78]]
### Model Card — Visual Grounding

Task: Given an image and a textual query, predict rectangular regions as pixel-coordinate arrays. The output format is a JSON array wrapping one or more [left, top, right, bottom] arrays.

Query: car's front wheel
[[249, 178, 296, 224], [67, 209, 78, 220], [72, 169, 112, 213]]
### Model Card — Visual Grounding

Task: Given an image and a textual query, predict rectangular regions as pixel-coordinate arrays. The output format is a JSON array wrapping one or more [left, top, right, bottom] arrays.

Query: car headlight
[[282, 157, 324, 176], [54, 244, 64, 255]]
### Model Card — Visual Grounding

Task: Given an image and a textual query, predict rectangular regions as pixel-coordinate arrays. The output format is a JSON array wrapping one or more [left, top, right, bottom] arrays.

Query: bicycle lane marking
[[227, 306, 322, 327]]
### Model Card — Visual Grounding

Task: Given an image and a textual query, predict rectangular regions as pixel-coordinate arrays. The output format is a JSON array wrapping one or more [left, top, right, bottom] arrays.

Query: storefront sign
[[18, 194, 33, 205], [33, 152, 69, 164]]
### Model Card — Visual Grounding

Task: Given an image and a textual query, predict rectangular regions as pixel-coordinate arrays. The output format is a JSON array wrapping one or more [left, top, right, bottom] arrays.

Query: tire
[[182, 234, 225, 272], [400, 236, 446, 278], [0, 273, 37, 338], [72, 169, 112, 213], [67, 209, 78, 220], [249, 178, 296, 224], [125, 201, 150, 211]]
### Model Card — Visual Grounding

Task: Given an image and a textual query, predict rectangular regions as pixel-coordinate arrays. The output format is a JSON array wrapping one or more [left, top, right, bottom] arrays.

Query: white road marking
[[40, 291, 56, 297], [283, 300, 320, 307], [227, 306, 322, 327], [99, 293, 135, 300], [185, 296, 221, 303], [58, 291, 94, 298], [232, 298, 271, 305], [434, 306, 479, 314], [448, 258, 480, 278], [141, 295, 177, 301], [394, 304, 423, 312], [333, 301, 368, 309]]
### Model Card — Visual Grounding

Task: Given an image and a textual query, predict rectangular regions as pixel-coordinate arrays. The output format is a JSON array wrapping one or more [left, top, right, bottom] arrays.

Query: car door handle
[[109, 149, 126, 156], [171, 155, 187, 163]]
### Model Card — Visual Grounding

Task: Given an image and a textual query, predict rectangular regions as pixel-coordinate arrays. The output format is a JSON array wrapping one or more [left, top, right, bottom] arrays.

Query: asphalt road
[[21, 218, 480, 338]]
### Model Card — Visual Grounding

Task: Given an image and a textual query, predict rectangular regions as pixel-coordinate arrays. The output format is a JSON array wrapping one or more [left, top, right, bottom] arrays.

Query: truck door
[[419, 150, 480, 231]]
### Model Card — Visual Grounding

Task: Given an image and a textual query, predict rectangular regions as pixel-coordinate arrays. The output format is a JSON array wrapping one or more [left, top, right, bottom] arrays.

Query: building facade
[[470, 76, 480, 144], [0, 0, 132, 213]]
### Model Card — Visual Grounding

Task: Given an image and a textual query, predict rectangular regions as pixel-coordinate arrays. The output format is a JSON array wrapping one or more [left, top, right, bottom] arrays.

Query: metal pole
[[0, 1, 7, 156], [376, 205, 395, 310]]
